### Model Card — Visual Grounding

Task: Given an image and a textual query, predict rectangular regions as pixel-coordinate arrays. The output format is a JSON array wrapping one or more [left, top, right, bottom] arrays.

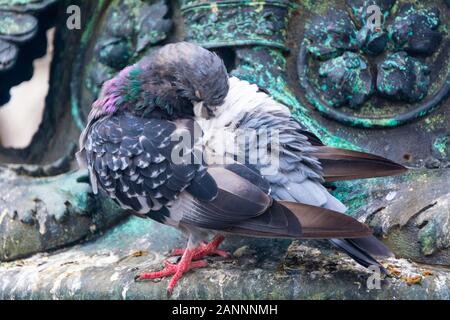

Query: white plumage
[[195, 77, 347, 213]]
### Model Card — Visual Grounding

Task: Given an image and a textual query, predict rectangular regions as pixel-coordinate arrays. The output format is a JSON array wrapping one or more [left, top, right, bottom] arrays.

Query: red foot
[[168, 235, 229, 260], [135, 249, 208, 297], [135, 235, 228, 296]]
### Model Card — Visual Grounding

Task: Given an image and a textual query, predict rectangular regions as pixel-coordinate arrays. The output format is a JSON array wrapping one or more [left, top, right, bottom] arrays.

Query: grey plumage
[[79, 42, 407, 290], [138, 42, 229, 113], [195, 76, 403, 269], [84, 113, 217, 219]]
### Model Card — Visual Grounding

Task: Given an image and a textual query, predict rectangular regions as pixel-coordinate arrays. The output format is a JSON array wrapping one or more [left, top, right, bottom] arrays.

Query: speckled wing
[[84, 113, 217, 215]]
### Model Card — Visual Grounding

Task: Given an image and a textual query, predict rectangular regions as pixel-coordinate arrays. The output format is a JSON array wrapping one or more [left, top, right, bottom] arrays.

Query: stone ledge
[[1, 217, 449, 300]]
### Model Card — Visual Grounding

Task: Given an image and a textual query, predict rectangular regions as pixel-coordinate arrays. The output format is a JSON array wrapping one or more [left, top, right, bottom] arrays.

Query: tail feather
[[347, 236, 394, 258], [228, 201, 392, 274], [330, 236, 392, 273], [228, 200, 372, 239], [279, 201, 372, 239], [311, 146, 407, 182]]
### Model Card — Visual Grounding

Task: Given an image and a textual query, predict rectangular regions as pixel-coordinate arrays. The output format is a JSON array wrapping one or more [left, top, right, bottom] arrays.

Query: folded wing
[[177, 167, 372, 240]]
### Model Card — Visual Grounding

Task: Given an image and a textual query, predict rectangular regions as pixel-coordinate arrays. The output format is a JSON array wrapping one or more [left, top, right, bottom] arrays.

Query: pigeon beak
[[204, 103, 218, 117], [193, 102, 210, 119], [205, 103, 217, 112]]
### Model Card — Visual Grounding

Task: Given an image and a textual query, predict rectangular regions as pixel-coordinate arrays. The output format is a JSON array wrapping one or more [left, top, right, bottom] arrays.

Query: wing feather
[[84, 113, 218, 215], [176, 167, 371, 240]]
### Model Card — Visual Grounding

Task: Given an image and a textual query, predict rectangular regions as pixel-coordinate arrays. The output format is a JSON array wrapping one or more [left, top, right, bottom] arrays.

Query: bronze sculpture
[[0, 0, 448, 299]]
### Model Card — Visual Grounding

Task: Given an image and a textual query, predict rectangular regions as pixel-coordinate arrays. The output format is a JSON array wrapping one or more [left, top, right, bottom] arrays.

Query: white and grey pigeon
[[77, 42, 406, 296]]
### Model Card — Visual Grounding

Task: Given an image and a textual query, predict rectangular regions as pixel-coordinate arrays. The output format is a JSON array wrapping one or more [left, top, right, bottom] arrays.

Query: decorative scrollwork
[[182, 0, 292, 50]]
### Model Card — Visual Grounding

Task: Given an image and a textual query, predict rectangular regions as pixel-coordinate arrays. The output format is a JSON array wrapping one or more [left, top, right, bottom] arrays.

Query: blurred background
[[0, 29, 54, 148]]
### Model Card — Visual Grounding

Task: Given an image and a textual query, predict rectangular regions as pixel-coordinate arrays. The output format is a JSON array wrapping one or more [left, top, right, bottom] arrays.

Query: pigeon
[[77, 42, 407, 296]]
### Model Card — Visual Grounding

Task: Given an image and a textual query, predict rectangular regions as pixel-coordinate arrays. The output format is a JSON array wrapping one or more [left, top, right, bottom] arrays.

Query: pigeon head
[[178, 51, 228, 108], [163, 42, 229, 114], [91, 42, 229, 119]]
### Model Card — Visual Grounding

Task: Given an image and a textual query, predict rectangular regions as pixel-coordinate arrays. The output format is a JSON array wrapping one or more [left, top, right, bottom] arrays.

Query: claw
[[168, 235, 230, 260], [135, 254, 208, 296], [135, 235, 228, 294]]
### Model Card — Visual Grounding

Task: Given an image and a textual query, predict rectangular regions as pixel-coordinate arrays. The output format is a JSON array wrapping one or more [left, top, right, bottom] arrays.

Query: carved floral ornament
[[298, 1, 450, 128]]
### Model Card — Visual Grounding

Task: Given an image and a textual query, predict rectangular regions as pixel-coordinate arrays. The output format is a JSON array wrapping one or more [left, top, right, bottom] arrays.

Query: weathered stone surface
[[0, 0, 448, 300], [332, 168, 450, 266], [0, 169, 126, 262], [0, 168, 449, 299], [0, 216, 449, 300]]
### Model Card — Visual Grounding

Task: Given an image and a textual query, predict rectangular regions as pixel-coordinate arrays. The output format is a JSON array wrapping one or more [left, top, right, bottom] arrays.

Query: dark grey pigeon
[[77, 41, 406, 296]]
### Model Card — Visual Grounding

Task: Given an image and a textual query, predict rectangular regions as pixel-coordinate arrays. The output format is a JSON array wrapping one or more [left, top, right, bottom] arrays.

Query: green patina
[[377, 52, 430, 103], [182, 0, 292, 50], [318, 52, 373, 109], [424, 115, 445, 132], [433, 136, 450, 159], [74, 0, 172, 128], [80, 0, 106, 46], [305, 10, 358, 61], [419, 220, 438, 256], [71, 0, 107, 131], [230, 45, 360, 150], [0, 12, 36, 36], [328, 179, 373, 217], [300, 0, 330, 15], [299, 0, 448, 129], [2, 0, 450, 296], [61, 188, 89, 214]]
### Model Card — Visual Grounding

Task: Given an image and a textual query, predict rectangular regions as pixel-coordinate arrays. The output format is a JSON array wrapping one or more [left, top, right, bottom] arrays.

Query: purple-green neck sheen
[[93, 65, 143, 114]]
